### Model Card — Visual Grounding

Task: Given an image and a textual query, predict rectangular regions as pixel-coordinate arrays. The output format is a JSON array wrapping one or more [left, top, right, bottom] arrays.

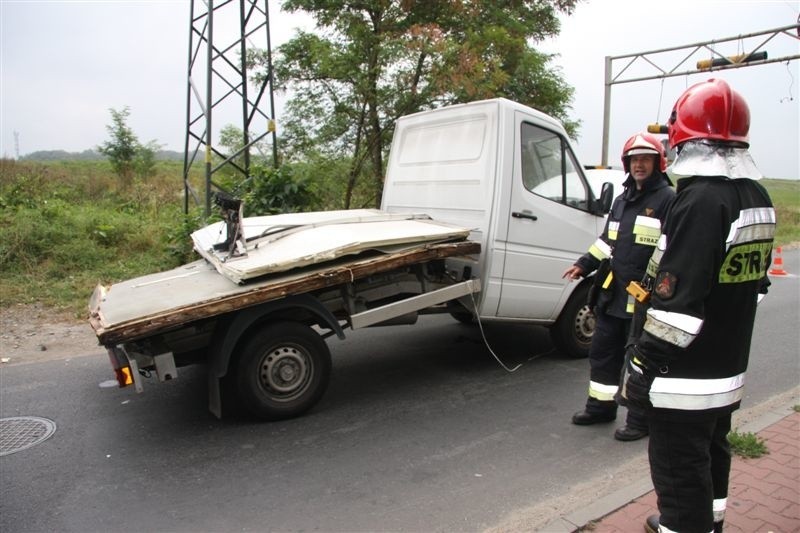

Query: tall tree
[[97, 107, 160, 187], [270, 0, 580, 207]]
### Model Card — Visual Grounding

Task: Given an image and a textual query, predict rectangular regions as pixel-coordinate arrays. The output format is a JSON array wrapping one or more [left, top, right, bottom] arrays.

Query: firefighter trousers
[[648, 413, 732, 533], [584, 309, 646, 429]]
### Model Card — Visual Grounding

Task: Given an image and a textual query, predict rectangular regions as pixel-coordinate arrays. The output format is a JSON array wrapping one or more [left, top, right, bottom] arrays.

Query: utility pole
[[601, 23, 799, 166], [183, 0, 278, 216]]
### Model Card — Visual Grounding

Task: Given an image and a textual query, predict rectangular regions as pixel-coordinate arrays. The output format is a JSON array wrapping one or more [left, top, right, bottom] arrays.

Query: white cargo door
[[495, 115, 600, 319]]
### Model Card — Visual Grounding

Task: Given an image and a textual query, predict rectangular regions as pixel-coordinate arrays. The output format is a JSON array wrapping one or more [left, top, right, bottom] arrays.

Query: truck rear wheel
[[550, 283, 594, 359], [235, 321, 331, 420]]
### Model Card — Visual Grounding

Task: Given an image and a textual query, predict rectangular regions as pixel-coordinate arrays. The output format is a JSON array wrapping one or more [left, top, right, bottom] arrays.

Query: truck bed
[[89, 240, 480, 346]]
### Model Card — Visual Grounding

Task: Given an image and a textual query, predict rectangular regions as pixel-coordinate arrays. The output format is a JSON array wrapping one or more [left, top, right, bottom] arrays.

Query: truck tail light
[[114, 366, 134, 387]]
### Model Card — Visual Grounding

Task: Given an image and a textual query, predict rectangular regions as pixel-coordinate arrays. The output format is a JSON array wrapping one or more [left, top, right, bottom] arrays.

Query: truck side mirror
[[594, 182, 614, 214]]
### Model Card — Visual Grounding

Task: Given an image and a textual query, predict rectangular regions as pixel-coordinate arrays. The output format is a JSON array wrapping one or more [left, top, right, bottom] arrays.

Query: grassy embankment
[[1, 159, 798, 318]]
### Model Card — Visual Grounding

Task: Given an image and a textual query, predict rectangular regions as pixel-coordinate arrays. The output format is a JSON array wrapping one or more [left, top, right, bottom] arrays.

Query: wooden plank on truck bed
[[89, 240, 480, 345]]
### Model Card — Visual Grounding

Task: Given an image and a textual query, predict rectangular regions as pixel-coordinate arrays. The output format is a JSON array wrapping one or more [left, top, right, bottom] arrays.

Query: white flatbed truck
[[89, 98, 614, 420]]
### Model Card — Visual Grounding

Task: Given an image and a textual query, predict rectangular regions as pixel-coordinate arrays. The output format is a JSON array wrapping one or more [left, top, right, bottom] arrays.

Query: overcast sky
[[1, 0, 799, 178]]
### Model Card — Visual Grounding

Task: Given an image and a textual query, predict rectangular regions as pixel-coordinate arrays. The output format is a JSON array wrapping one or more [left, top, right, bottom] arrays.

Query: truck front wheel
[[235, 321, 332, 420], [550, 283, 594, 359]]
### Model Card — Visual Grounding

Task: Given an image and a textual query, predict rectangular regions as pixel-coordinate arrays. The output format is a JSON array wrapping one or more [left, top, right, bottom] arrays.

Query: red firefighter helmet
[[621, 132, 667, 173], [667, 78, 750, 149]]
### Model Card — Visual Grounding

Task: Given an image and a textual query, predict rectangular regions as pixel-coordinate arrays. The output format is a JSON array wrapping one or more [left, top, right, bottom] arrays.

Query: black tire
[[235, 321, 331, 421], [449, 311, 476, 325], [448, 301, 476, 325], [550, 282, 594, 358]]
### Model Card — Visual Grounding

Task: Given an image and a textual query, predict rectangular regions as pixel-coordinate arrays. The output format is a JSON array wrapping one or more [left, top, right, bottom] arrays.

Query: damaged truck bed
[[88, 208, 480, 420]]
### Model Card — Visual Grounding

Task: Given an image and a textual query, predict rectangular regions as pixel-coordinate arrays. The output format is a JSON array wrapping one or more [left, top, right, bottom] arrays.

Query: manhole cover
[[0, 416, 57, 456]]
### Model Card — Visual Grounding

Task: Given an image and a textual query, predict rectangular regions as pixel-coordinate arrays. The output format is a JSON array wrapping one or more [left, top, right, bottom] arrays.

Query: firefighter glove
[[617, 345, 654, 411]]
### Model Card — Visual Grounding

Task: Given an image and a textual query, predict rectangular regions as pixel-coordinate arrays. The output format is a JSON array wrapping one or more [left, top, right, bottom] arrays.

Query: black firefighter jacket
[[637, 175, 775, 421], [575, 172, 675, 319]]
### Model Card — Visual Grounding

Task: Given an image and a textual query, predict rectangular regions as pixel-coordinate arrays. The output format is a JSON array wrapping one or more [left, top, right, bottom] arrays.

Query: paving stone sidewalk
[[579, 410, 800, 533]]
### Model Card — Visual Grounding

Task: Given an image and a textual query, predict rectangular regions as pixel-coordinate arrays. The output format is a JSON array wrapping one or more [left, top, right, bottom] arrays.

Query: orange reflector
[[115, 366, 134, 387]]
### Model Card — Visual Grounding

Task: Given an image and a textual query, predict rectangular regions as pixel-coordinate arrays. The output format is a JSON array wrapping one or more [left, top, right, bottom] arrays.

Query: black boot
[[644, 514, 659, 533], [614, 424, 649, 441], [571, 410, 616, 425], [572, 397, 616, 425], [617, 408, 649, 441]]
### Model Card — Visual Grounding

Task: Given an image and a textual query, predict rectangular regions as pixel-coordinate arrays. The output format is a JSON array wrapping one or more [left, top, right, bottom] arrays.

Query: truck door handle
[[512, 211, 538, 221]]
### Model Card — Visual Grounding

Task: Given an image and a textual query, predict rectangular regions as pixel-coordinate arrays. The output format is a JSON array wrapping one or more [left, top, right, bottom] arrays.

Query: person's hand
[[617, 345, 654, 410], [562, 265, 583, 281]]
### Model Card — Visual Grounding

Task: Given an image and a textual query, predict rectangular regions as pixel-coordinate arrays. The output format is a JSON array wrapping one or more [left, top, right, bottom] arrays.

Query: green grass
[[727, 429, 769, 459], [0, 159, 201, 317], [1, 160, 798, 318], [763, 178, 800, 246]]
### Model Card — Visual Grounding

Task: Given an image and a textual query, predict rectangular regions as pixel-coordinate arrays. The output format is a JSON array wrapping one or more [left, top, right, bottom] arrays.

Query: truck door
[[495, 116, 600, 319]]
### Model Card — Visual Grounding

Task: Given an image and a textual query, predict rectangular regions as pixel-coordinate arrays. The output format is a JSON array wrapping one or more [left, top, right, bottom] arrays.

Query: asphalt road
[[1, 249, 797, 533]]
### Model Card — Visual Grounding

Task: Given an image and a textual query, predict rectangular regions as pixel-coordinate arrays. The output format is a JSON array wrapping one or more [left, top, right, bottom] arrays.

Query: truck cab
[[382, 98, 611, 356]]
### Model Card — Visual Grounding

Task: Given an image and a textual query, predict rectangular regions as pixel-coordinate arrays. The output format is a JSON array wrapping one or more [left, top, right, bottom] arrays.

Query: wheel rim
[[258, 345, 312, 402], [573, 305, 595, 345]]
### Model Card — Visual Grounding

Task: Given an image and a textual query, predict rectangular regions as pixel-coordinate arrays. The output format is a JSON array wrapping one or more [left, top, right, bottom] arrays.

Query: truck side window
[[520, 122, 588, 209]]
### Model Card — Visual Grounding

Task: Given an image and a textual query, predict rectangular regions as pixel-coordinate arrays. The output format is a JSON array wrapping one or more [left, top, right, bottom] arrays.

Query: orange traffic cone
[[768, 246, 788, 276]]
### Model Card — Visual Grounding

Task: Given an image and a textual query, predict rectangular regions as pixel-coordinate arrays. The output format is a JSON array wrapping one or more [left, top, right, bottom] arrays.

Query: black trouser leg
[[710, 414, 732, 526], [648, 415, 731, 533], [584, 310, 629, 416]]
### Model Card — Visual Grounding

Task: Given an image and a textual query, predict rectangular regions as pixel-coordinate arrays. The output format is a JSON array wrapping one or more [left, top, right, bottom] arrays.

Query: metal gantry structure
[[183, 0, 278, 216], [601, 23, 800, 166]]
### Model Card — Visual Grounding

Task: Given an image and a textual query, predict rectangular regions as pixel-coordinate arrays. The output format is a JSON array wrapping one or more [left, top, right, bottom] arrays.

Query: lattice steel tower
[[183, 0, 278, 215]]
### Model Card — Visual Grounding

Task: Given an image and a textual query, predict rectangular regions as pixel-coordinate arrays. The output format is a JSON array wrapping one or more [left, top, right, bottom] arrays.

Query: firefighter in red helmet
[[618, 79, 776, 533], [564, 132, 674, 441]]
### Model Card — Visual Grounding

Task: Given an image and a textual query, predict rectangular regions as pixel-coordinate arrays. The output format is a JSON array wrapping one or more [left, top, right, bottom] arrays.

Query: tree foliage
[[97, 107, 161, 187], [266, 0, 580, 207], [241, 163, 319, 216]]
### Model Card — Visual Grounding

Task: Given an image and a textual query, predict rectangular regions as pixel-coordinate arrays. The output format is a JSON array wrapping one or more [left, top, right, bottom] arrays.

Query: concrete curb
[[538, 394, 799, 532]]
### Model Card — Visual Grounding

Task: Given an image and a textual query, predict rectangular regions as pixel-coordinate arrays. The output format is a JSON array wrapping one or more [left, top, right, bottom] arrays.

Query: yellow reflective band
[[608, 222, 619, 241], [633, 216, 661, 246], [626, 295, 634, 314], [602, 271, 613, 289], [646, 234, 667, 277], [635, 215, 662, 230], [720, 242, 772, 283], [608, 221, 620, 241], [589, 381, 618, 401], [588, 238, 612, 261], [634, 234, 659, 246], [646, 256, 660, 278]]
